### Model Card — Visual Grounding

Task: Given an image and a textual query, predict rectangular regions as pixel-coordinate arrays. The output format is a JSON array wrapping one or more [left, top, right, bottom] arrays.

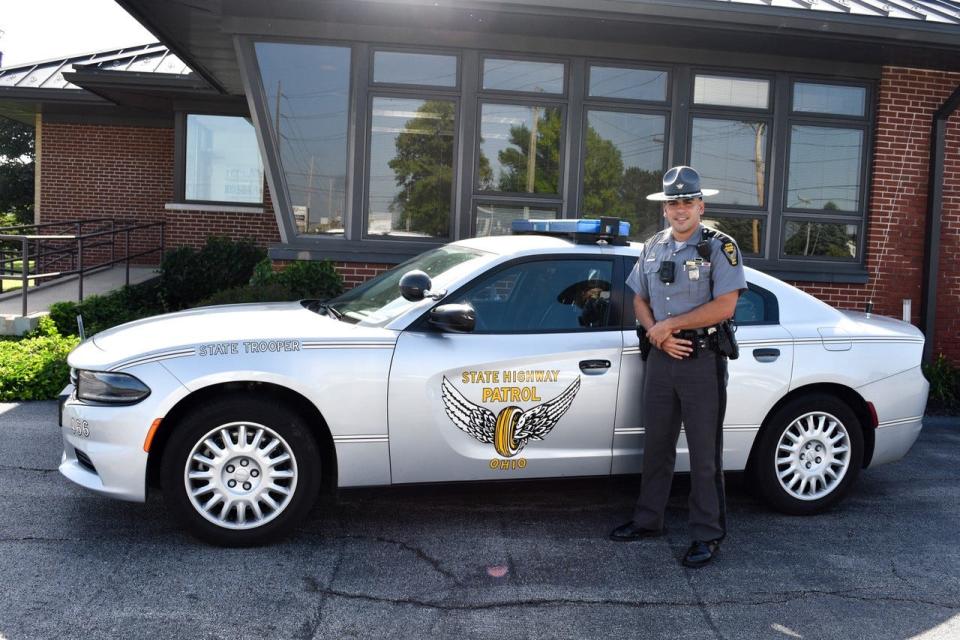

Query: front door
[[389, 256, 622, 483]]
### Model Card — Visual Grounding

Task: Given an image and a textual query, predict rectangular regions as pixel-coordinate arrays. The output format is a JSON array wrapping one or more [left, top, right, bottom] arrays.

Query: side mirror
[[399, 270, 432, 301], [429, 303, 476, 333]]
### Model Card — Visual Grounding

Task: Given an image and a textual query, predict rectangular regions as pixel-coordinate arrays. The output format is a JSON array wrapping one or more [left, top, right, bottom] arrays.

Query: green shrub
[[0, 316, 79, 401], [249, 257, 344, 300], [195, 283, 296, 307], [48, 279, 164, 337], [923, 354, 959, 413], [160, 237, 266, 310]]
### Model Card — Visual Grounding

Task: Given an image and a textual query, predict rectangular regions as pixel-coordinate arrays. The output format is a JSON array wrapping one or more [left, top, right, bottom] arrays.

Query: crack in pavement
[[0, 536, 77, 542], [297, 538, 347, 640], [326, 534, 462, 585], [301, 586, 960, 612], [0, 465, 57, 474]]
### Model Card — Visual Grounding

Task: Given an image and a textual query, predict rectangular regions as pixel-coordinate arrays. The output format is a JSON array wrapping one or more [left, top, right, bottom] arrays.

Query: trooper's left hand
[[646, 319, 677, 348]]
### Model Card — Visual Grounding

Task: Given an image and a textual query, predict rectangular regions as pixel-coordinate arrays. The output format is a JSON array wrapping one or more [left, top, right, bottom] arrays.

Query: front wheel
[[161, 396, 321, 546], [754, 394, 864, 515]]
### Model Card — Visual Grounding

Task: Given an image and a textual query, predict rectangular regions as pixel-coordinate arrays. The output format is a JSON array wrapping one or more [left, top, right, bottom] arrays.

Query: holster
[[717, 320, 739, 360], [637, 326, 652, 361]]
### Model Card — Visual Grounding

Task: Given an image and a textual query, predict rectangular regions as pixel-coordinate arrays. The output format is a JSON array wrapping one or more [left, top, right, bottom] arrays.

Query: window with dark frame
[[182, 114, 264, 205], [242, 39, 875, 279]]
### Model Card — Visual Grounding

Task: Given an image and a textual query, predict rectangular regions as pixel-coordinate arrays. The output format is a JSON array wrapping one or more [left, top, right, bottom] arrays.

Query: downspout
[[921, 83, 960, 365]]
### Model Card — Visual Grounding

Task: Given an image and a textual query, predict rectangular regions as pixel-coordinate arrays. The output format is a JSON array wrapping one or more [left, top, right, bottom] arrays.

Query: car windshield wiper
[[306, 300, 344, 320]]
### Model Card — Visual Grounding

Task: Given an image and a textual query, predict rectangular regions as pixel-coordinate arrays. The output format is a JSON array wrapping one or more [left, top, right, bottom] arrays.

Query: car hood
[[69, 302, 398, 370]]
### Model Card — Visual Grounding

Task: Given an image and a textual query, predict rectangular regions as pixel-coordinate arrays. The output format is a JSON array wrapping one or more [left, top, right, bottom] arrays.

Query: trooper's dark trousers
[[632, 347, 728, 542]]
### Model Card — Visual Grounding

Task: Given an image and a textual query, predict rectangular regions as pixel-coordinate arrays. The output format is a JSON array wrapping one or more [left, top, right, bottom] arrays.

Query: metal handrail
[[0, 218, 166, 317]]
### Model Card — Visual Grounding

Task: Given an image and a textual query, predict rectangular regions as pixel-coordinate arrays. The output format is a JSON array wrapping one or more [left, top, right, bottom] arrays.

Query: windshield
[[325, 246, 491, 326]]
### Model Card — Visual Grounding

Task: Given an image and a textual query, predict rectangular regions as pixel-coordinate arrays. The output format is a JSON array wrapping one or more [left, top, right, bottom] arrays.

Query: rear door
[[389, 254, 624, 483]]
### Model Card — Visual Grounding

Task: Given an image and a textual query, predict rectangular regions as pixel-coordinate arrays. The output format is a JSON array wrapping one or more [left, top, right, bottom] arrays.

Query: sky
[[0, 0, 153, 68]]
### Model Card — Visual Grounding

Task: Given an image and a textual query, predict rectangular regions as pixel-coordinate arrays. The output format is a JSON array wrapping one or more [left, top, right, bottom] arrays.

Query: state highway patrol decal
[[441, 372, 581, 466]]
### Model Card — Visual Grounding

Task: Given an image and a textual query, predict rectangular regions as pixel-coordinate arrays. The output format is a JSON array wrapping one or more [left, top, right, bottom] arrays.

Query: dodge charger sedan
[[58, 221, 929, 545]]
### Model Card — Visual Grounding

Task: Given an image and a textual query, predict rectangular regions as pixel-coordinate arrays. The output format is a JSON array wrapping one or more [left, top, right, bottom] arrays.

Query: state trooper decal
[[441, 375, 581, 458]]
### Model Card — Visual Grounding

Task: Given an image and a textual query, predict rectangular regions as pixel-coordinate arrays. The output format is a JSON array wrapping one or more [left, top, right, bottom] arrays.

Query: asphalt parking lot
[[1, 401, 959, 640]]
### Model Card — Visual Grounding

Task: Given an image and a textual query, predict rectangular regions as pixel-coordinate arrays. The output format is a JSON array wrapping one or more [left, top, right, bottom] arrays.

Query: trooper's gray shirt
[[626, 225, 747, 318]]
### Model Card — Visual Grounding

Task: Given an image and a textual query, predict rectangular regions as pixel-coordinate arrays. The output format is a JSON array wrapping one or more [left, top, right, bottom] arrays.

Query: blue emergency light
[[511, 217, 630, 245]]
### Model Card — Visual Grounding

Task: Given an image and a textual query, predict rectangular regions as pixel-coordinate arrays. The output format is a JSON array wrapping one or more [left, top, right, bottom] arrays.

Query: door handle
[[579, 359, 611, 372], [753, 348, 780, 363]]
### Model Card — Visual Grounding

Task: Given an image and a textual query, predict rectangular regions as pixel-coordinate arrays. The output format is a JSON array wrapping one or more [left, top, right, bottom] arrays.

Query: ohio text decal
[[441, 371, 580, 468]]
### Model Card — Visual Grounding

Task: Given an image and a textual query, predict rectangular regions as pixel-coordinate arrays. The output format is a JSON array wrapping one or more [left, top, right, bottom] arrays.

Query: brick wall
[[787, 66, 960, 363], [38, 121, 280, 270]]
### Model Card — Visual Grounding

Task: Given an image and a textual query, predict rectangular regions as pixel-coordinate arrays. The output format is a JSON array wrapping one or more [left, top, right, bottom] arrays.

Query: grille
[[75, 450, 97, 475]]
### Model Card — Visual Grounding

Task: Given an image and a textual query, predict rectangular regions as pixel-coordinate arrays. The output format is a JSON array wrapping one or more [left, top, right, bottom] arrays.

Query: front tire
[[754, 394, 863, 515], [161, 396, 321, 546]]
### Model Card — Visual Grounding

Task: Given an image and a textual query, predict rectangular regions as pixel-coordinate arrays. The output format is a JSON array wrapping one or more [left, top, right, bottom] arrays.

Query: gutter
[[921, 83, 960, 365]]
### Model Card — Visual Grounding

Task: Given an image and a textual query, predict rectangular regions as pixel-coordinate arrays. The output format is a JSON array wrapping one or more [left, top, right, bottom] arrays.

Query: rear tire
[[754, 393, 863, 515], [161, 395, 321, 546]]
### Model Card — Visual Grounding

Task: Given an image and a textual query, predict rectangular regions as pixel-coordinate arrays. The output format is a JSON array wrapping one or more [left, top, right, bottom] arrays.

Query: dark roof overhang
[[62, 69, 247, 113], [117, 0, 960, 96]]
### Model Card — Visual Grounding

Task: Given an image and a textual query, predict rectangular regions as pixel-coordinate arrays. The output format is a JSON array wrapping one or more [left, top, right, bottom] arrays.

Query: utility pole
[[526, 106, 539, 193]]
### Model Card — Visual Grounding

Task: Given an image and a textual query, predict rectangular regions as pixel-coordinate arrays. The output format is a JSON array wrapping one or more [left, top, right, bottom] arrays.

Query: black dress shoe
[[609, 521, 665, 541], [682, 540, 720, 568]]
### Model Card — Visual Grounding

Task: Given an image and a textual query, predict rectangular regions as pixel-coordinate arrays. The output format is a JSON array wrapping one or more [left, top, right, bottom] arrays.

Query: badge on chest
[[684, 259, 710, 281]]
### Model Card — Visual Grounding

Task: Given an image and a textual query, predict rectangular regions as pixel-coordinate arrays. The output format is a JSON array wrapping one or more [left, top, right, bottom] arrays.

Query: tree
[[388, 101, 455, 238], [495, 108, 561, 194], [0, 119, 35, 224]]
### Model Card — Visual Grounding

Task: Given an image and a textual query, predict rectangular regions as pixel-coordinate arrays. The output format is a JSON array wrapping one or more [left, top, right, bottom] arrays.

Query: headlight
[[76, 370, 151, 404]]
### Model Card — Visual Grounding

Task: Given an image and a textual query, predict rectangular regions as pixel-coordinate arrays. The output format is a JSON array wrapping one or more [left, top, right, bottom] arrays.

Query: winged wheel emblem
[[441, 376, 581, 457]]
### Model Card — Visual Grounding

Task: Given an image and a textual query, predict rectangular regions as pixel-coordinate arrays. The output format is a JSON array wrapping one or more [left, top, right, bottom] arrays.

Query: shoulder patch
[[721, 241, 739, 266]]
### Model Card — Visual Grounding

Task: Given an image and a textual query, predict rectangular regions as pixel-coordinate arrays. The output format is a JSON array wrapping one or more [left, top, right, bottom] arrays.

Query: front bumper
[[58, 363, 187, 503]]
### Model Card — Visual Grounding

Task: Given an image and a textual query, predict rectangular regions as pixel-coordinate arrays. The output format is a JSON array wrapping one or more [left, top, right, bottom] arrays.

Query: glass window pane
[[255, 43, 350, 235], [783, 220, 858, 259], [452, 260, 614, 332], [588, 66, 667, 101], [734, 289, 767, 324], [373, 51, 457, 86], [690, 118, 768, 207], [702, 215, 764, 256], [368, 98, 455, 239], [793, 82, 865, 116], [474, 203, 558, 237], [787, 125, 862, 211], [482, 59, 564, 94], [582, 110, 665, 241], [479, 104, 562, 194], [185, 115, 263, 203], [694, 75, 769, 109]]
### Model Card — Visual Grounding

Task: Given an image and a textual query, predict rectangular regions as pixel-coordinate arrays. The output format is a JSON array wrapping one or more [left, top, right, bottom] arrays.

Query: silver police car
[[58, 220, 929, 545]]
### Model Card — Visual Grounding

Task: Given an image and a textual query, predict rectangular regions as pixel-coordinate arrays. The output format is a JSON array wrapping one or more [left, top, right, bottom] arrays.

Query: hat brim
[[646, 188, 719, 202]]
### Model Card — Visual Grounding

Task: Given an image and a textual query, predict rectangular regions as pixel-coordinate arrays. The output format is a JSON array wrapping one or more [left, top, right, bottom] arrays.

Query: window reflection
[[482, 59, 564, 94], [368, 98, 455, 238], [582, 110, 665, 241], [373, 51, 457, 87], [256, 43, 350, 235], [702, 215, 764, 256], [479, 104, 562, 194], [787, 125, 862, 211], [694, 75, 769, 109], [185, 115, 263, 203], [784, 220, 858, 258], [690, 118, 767, 207], [474, 203, 558, 237], [589, 66, 667, 101], [793, 83, 865, 117]]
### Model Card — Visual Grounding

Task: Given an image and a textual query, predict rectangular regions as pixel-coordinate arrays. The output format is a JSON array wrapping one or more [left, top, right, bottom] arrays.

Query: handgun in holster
[[716, 320, 739, 360], [637, 326, 652, 361]]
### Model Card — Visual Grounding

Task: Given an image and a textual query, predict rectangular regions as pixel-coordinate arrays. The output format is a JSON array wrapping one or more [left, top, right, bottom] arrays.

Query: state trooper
[[610, 166, 747, 568]]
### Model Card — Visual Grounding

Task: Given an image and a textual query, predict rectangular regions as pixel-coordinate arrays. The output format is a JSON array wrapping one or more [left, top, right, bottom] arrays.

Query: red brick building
[[1, 1, 958, 361]]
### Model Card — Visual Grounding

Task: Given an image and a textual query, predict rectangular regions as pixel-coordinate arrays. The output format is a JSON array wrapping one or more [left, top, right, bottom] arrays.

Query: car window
[[451, 259, 614, 333]]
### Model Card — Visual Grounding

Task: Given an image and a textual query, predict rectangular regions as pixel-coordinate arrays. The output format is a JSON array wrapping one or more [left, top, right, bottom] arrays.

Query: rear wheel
[[161, 396, 321, 546], [754, 394, 863, 515]]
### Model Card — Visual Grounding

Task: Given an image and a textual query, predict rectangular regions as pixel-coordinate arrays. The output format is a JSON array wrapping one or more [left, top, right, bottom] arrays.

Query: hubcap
[[775, 411, 850, 501], [184, 421, 298, 530]]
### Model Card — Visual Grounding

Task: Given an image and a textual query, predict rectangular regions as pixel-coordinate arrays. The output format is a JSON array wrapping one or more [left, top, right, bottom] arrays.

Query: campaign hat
[[646, 165, 718, 201]]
